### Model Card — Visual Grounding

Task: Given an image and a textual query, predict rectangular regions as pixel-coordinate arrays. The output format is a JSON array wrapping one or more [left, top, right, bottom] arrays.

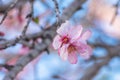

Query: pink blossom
[[53, 21, 82, 49], [52, 21, 92, 64]]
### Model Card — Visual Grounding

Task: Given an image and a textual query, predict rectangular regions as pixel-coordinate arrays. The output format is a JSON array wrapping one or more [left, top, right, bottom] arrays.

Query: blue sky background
[[0, 0, 120, 80]]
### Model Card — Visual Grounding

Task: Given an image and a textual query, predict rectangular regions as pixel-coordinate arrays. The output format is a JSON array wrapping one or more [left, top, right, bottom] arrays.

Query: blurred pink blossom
[[52, 21, 92, 64]]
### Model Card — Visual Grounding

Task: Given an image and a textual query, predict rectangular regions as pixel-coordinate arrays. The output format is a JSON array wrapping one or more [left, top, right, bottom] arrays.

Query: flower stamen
[[62, 36, 69, 44], [67, 44, 76, 53]]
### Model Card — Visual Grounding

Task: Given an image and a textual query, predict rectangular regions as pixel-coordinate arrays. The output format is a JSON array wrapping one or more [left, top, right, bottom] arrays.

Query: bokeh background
[[0, 0, 120, 80]]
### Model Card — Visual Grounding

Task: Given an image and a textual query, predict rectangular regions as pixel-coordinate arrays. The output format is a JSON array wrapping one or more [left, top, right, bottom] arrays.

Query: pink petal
[[57, 21, 72, 35], [73, 41, 86, 49], [81, 30, 92, 42], [79, 45, 92, 59], [58, 45, 68, 61], [52, 35, 62, 49], [68, 52, 77, 64], [69, 25, 83, 41]]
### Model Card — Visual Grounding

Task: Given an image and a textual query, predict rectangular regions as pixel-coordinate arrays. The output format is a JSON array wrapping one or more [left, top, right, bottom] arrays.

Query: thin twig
[[3, 0, 87, 80], [22, 1, 34, 36], [111, 0, 120, 24], [52, 0, 60, 26], [0, 0, 18, 24]]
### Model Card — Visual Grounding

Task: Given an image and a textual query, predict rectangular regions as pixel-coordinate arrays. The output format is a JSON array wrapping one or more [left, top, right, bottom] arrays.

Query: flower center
[[62, 36, 69, 44], [67, 44, 76, 53]]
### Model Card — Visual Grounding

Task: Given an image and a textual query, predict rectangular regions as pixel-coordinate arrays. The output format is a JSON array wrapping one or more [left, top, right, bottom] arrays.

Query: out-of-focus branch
[[0, 0, 32, 13], [0, 64, 13, 71], [0, 0, 86, 50], [52, 0, 60, 25], [4, 42, 49, 80], [80, 44, 120, 80], [60, 0, 84, 22], [22, 1, 34, 36], [3, 0, 87, 80], [0, 0, 18, 24], [111, 0, 120, 24], [81, 59, 110, 80]]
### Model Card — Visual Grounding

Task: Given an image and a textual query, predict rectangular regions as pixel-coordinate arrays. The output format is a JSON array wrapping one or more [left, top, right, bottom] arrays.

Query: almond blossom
[[52, 21, 92, 64], [53, 21, 82, 49]]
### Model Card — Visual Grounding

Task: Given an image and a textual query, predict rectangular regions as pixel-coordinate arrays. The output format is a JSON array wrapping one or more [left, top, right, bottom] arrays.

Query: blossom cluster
[[52, 21, 92, 64]]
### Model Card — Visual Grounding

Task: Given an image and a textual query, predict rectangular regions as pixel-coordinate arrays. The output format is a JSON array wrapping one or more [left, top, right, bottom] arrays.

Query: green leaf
[[32, 17, 39, 24]]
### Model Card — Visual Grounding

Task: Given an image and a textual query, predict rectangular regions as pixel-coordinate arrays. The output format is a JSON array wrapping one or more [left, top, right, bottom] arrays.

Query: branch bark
[[80, 45, 120, 80], [3, 0, 87, 80]]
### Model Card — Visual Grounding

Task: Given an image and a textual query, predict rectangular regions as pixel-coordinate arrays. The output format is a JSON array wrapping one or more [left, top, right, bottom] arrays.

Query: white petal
[[81, 30, 92, 41], [58, 45, 68, 61], [57, 21, 72, 35], [69, 25, 83, 41], [52, 35, 62, 49], [68, 52, 77, 64], [80, 45, 92, 59]]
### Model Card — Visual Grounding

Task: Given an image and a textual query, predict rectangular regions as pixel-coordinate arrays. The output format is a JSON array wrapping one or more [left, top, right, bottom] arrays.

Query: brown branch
[[0, 64, 13, 71], [4, 42, 48, 80], [0, 0, 18, 24], [81, 59, 110, 80], [3, 0, 87, 80], [0, 0, 86, 50], [111, 0, 120, 24], [80, 45, 120, 80], [0, 0, 32, 13], [52, 0, 60, 25], [22, 1, 34, 36]]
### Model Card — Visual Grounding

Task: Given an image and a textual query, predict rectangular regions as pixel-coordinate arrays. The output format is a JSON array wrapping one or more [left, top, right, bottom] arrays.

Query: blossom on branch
[[52, 21, 92, 64]]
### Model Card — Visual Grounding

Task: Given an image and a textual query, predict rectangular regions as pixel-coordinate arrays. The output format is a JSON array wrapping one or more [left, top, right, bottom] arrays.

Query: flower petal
[[73, 41, 86, 49], [68, 52, 77, 64], [58, 45, 68, 61], [69, 25, 83, 41], [57, 21, 72, 35], [52, 35, 62, 49], [81, 30, 92, 42], [79, 45, 92, 59]]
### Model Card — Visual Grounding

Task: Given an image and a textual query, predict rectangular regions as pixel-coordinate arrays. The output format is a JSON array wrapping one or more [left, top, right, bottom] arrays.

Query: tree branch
[[110, 0, 120, 24], [80, 45, 120, 80], [52, 0, 60, 25], [22, 1, 34, 36], [0, 0, 18, 24], [3, 0, 87, 80]]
